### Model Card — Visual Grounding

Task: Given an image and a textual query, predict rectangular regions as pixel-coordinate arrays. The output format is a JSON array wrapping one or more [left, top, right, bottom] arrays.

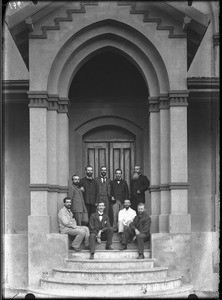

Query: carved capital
[[149, 185, 160, 192], [28, 92, 48, 108], [148, 97, 159, 112], [159, 94, 169, 110], [169, 90, 189, 107]]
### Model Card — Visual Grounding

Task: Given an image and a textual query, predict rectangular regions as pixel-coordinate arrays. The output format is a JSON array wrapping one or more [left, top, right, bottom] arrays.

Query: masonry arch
[[47, 19, 170, 98]]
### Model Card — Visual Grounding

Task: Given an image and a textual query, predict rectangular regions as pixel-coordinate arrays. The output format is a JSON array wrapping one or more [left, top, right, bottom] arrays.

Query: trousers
[[89, 227, 114, 254], [112, 200, 123, 231], [61, 226, 90, 248], [122, 226, 149, 255]]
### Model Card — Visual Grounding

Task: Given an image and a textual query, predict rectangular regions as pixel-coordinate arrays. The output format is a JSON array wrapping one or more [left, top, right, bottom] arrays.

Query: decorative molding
[[159, 184, 170, 191], [27, 92, 70, 113], [2, 80, 29, 103], [169, 90, 189, 107], [29, 184, 69, 193], [213, 33, 219, 46], [149, 185, 160, 192], [148, 97, 159, 113], [187, 77, 219, 102], [169, 182, 189, 190], [159, 94, 169, 110], [29, 2, 99, 39]]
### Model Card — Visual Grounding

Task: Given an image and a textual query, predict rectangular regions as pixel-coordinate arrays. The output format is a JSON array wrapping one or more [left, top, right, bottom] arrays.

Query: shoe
[[96, 237, 102, 244], [89, 253, 94, 260], [137, 254, 145, 259], [105, 245, 114, 250], [85, 245, 90, 250], [71, 247, 81, 252], [119, 244, 127, 250], [118, 233, 123, 242]]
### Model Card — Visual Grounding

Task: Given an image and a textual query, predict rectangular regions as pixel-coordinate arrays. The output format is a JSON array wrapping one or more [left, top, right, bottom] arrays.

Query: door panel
[[85, 141, 134, 186]]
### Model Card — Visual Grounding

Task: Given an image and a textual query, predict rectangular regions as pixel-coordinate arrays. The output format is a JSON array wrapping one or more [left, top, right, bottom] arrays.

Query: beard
[[101, 172, 106, 177], [133, 172, 139, 180], [86, 172, 93, 177], [74, 182, 80, 188]]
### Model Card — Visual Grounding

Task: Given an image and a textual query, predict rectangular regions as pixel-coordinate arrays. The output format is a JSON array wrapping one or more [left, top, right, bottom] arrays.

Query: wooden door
[[85, 141, 134, 187]]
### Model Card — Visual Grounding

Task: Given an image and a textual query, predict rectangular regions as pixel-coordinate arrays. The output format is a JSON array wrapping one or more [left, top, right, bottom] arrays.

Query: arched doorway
[[68, 51, 148, 183]]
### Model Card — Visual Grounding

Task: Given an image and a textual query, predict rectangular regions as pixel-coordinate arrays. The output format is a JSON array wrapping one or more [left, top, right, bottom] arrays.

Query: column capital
[[169, 90, 189, 107], [27, 91, 71, 113], [147, 97, 159, 112], [169, 182, 189, 190], [159, 94, 169, 110]]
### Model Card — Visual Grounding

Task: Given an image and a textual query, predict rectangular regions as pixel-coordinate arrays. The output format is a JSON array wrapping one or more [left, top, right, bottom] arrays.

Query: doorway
[[84, 141, 134, 187]]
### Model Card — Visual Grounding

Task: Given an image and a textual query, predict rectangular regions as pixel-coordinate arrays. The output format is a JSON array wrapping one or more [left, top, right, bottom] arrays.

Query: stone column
[[158, 95, 171, 232], [27, 92, 69, 287], [168, 91, 191, 233], [148, 97, 160, 233]]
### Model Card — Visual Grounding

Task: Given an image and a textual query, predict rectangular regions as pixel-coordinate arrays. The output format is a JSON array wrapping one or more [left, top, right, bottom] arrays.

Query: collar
[[86, 176, 93, 180], [98, 211, 103, 215]]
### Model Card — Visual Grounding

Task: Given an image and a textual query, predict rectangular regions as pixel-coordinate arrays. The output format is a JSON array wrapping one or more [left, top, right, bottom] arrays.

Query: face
[[124, 200, 131, 209], [72, 176, 80, 185], [98, 202, 105, 213], [86, 167, 93, 177], [64, 199, 72, 209], [101, 167, 107, 177], [137, 205, 145, 214], [134, 166, 141, 174], [115, 170, 122, 179]]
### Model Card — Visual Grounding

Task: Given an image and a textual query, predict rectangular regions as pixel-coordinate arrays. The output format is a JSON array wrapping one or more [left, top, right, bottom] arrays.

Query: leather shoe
[[137, 254, 145, 259], [119, 244, 127, 251], [71, 247, 81, 252], [85, 245, 90, 250], [89, 253, 94, 260], [105, 245, 114, 250]]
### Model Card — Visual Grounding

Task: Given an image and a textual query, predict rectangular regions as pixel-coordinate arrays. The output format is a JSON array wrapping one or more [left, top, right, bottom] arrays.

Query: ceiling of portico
[[5, 1, 210, 70]]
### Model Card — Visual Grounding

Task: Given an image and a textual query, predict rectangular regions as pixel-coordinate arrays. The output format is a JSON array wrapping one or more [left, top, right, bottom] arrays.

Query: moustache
[[133, 173, 139, 180]]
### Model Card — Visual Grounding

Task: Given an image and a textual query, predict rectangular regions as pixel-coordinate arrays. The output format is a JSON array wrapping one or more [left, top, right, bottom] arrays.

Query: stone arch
[[47, 19, 170, 98]]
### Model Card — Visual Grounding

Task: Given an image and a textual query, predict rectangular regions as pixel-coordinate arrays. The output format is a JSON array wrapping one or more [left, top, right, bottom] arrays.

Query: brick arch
[[47, 19, 170, 98]]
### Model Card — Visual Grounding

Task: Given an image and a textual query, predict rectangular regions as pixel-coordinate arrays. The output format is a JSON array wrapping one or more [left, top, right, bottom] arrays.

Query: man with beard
[[80, 166, 100, 219], [69, 175, 88, 226], [95, 166, 113, 225], [58, 197, 90, 251], [130, 165, 150, 212], [118, 199, 136, 241], [119, 203, 151, 259], [110, 169, 129, 232]]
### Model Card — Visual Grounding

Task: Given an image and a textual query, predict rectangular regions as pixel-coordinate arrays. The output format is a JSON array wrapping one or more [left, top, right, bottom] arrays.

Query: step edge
[[52, 267, 169, 273], [66, 258, 156, 262]]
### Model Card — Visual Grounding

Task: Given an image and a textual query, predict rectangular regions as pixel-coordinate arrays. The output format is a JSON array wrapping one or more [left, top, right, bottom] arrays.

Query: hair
[[98, 200, 105, 206], [63, 196, 71, 203], [124, 199, 131, 203], [135, 165, 142, 170], [138, 202, 145, 207], [100, 166, 107, 170], [115, 168, 122, 173], [85, 165, 93, 171], [72, 174, 79, 179]]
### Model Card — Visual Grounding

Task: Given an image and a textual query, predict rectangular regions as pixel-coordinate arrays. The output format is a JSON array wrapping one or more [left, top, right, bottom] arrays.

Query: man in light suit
[[69, 174, 88, 226], [58, 197, 90, 251]]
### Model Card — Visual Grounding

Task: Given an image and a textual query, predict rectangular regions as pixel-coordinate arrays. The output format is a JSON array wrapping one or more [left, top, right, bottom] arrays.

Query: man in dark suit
[[130, 165, 150, 211], [120, 203, 151, 259], [110, 169, 129, 232], [80, 166, 100, 219], [89, 201, 114, 259], [95, 166, 113, 225]]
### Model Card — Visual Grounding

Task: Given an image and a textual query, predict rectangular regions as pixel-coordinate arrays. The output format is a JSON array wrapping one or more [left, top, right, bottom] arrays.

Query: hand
[[111, 196, 115, 201], [137, 190, 141, 194], [97, 230, 102, 238], [135, 229, 140, 235], [80, 187, 85, 192]]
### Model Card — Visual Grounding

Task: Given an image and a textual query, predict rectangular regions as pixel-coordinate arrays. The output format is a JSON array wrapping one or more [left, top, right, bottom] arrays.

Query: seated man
[[58, 197, 90, 251], [118, 199, 136, 242], [120, 202, 151, 259], [89, 201, 114, 260]]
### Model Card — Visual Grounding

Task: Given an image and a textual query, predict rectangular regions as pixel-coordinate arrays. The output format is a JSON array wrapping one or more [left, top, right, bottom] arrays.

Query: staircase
[[31, 234, 193, 298]]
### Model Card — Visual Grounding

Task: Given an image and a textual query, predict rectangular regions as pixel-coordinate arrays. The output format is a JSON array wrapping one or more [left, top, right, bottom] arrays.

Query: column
[[148, 97, 160, 233], [159, 95, 171, 232], [168, 91, 191, 233]]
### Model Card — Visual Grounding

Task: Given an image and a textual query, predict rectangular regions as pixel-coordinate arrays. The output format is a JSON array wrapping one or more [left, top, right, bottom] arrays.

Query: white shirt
[[118, 207, 136, 226], [98, 211, 103, 221]]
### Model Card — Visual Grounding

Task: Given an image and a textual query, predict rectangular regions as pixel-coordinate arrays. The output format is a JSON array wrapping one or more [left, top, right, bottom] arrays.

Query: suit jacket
[[58, 206, 77, 232], [129, 211, 151, 236], [68, 184, 87, 213], [80, 177, 100, 205], [110, 179, 129, 203], [89, 211, 111, 234], [130, 174, 150, 203], [95, 177, 111, 199]]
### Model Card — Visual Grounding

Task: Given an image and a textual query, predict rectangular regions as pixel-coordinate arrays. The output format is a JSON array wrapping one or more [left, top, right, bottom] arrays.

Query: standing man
[[95, 166, 111, 216], [118, 199, 136, 241], [120, 203, 151, 259], [89, 201, 114, 260], [130, 165, 150, 212], [69, 174, 88, 226], [110, 169, 129, 232], [58, 197, 90, 251], [80, 166, 100, 219]]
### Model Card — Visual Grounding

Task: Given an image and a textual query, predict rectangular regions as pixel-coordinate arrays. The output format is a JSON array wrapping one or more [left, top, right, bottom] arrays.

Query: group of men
[[58, 165, 151, 259]]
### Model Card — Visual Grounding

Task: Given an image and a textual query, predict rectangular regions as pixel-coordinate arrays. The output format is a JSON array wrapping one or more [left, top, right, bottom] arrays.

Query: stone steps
[[40, 276, 182, 297], [30, 284, 194, 298], [68, 249, 152, 259], [78, 240, 150, 250], [65, 258, 156, 269], [51, 266, 169, 281]]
